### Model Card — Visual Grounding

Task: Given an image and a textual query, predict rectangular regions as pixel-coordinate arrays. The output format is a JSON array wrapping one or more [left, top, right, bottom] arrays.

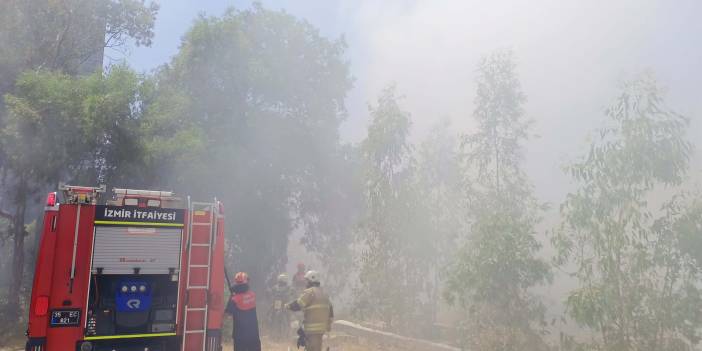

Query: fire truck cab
[[26, 185, 226, 351]]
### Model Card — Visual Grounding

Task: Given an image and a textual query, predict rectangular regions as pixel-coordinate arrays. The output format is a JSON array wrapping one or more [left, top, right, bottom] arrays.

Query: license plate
[[50, 309, 81, 327], [274, 300, 282, 309]]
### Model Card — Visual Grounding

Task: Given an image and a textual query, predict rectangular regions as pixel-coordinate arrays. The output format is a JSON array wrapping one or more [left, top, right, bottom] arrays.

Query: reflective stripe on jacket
[[296, 286, 332, 334]]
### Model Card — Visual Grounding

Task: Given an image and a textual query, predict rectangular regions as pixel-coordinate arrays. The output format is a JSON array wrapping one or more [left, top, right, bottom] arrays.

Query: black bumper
[[25, 337, 46, 351]]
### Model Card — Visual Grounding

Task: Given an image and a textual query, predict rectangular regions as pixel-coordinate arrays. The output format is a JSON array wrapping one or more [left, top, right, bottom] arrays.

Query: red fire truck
[[25, 184, 227, 351]]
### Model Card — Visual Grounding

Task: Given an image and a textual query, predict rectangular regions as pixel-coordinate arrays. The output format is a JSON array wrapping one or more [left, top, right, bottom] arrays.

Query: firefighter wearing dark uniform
[[286, 270, 333, 351], [226, 272, 262, 351]]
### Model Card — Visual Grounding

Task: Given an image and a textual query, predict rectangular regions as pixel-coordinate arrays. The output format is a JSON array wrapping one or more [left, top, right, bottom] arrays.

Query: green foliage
[[0, 0, 158, 323], [0, 0, 157, 76], [298, 143, 362, 297], [0, 0, 158, 115], [354, 93, 463, 334], [354, 85, 421, 330], [0, 66, 149, 320], [674, 194, 702, 269], [2, 66, 148, 187], [104, 0, 160, 48], [142, 4, 353, 288], [553, 73, 700, 351], [445, 50, 551, 350], [414, 119, 463, 328]]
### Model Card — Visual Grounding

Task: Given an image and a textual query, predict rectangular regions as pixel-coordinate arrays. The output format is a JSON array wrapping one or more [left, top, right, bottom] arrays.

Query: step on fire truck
[[26, 185, 227, 351]]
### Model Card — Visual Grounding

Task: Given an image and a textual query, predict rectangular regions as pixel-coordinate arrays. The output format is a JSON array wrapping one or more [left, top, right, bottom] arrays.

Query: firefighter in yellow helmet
[[286, 270, 333, 351]]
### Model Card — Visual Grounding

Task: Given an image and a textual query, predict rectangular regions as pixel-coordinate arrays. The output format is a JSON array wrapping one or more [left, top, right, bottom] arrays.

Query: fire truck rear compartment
[[85, 223, 184, 348]]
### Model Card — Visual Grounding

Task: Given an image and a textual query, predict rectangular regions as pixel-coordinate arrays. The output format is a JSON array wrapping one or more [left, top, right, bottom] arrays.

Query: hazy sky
[[124, 0, 702, 203]]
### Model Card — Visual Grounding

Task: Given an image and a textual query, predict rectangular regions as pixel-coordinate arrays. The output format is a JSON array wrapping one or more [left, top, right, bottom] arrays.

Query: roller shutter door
[[92, 226, 182, 274]]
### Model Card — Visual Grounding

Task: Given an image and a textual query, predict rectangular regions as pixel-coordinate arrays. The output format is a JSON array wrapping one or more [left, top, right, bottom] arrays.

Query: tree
[[0, 0, 158, 322], [0, 66, 148, 322], [354, 85, 422, 331], [674, 194, 702, 270], [553, 73, 701, 351], [445, 50, 551, 350], [141, 4, 353, 289], [297, 143, 362, 297], [414, 118, 463, 331], [0, 0, 158, 79]]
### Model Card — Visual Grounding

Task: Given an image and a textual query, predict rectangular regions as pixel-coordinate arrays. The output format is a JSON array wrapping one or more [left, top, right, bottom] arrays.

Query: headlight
[[79, 341, 93, 351], [139, 285, 146, 292], [121, 286, 128, 293], [131, 285, 137, 292]]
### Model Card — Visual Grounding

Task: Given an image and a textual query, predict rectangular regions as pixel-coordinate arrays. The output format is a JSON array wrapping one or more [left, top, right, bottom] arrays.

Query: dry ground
[[0, 334, 401, 351], [223, 334, 402, 351]]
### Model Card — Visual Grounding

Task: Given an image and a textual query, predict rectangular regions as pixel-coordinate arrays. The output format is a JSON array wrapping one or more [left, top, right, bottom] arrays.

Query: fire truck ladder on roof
[[182, 201, 217, 351]]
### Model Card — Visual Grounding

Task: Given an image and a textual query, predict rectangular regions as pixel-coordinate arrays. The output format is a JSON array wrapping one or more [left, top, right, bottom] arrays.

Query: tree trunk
[[7, 177, 28, 320]]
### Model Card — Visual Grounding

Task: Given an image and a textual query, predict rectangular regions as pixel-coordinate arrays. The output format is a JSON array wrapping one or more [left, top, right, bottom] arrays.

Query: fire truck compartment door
[[92, 226, 182, 275]]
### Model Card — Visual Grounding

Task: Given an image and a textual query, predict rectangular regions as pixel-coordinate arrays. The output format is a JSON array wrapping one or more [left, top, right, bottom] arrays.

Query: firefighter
[[268, 273, 293, 340], [292, 262, 307, 292], [273, 273, 293, 297], [226, 272, 262, 351], [286, 270, 333, 351], [291, 263, 307, 341]]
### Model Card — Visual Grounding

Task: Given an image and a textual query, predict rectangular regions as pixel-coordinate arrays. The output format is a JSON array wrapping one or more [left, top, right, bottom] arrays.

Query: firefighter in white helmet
[[286, 270, 333, 351]]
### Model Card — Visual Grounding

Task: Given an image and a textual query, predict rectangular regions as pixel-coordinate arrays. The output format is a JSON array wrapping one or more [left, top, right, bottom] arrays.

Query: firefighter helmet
[[304, 270, 320, 284], [277, 273, 288, 284], [234, 272, 249, 285]]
